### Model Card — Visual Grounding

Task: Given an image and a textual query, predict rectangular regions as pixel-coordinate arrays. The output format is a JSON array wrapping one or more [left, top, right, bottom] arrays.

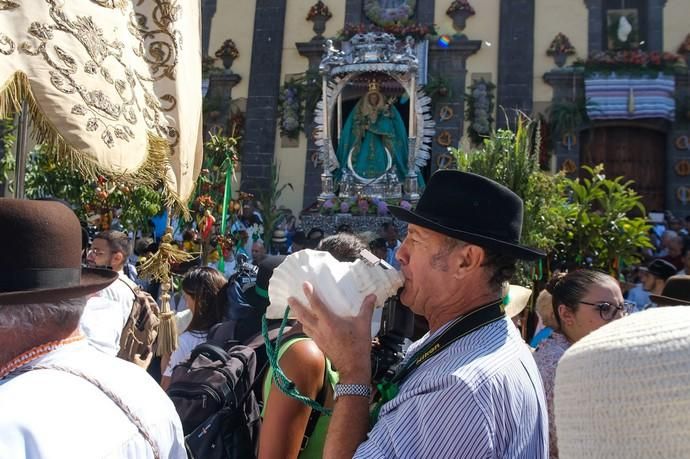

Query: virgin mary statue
[[336, 81, 409, 182]]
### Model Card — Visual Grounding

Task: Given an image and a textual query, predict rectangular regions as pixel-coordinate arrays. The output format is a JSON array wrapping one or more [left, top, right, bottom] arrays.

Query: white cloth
[[175, 309, 193, 336], [80, 272, 136, 355], [163, 331, 208, 377], [0, 340, 186, 459], [80, 296, 126, 356]]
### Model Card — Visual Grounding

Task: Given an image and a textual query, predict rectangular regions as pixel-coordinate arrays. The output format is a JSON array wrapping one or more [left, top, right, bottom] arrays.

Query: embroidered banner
[[0, 0, 202, 208], [585, 73, 675, 121]]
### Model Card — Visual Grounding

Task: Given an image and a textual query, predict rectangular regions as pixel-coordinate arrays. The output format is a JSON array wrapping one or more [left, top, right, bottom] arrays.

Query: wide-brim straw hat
[[555, 306, 690, 458], [504, 285, 533, 318], [0, 199, 117, 305]]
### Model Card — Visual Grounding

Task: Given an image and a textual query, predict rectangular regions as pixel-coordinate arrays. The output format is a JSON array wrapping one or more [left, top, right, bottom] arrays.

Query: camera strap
[[371, 299, 505, 424]]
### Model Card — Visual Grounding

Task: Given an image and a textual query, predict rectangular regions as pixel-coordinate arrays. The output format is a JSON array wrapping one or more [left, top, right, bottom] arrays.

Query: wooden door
[[580, 126, 666, 212]]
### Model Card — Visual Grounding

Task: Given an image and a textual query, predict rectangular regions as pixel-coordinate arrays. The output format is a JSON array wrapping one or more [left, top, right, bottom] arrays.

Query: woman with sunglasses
[[533, 269, 630, 458]]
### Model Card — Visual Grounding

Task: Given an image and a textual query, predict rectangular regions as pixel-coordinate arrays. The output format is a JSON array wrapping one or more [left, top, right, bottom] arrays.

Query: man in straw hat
[[288, 170, 548, 458], [0, 199, 185, 458], [554, 306, 690, 458]]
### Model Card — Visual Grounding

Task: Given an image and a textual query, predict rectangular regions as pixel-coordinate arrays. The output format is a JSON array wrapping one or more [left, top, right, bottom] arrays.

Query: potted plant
[[215, 39, 239, 71], [547, 33, 576, 68], [446, 0, 475, 32], [306, 1, 332, 38]]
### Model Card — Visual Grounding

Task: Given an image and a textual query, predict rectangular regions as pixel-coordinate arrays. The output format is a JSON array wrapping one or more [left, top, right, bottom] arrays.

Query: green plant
[[22, 144, 162, 232], [451, 118, 570, 284], [258, 162, 293, 252], [554, 164, 653, 275], [547, 98, 588, 139], [0, 117, 16, 194], [424, 73, 453, 100]]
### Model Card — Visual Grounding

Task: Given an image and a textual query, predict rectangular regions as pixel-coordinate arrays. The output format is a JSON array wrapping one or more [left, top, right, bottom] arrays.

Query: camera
[[233, 253, 258, 288], [371, 295, 415, 385]]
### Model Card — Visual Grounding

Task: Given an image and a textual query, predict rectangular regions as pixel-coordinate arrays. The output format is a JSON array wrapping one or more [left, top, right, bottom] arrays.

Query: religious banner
[[0, 0, 202, 208]]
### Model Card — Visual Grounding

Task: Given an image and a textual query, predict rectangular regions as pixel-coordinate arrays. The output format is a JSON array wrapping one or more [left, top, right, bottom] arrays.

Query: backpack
[[118, 285, 160, 363], [167, 324, 327, 458]]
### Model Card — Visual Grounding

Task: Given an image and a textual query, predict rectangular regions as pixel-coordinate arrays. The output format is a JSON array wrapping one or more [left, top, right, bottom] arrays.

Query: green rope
[[261, 309, 332, 415]]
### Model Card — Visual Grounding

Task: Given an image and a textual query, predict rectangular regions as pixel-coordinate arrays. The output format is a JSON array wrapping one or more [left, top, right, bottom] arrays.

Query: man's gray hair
[[0, 297, 87, 332]]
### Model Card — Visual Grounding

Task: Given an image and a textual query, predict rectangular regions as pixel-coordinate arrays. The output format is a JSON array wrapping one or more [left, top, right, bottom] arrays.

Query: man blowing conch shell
[[288, 170, 549, 458]]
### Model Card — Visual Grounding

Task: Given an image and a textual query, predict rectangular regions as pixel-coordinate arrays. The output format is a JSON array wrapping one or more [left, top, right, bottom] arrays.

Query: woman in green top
[[258, 234, 367, 459]]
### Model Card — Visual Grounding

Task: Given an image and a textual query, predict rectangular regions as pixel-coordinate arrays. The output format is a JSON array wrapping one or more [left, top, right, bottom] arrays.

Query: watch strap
[[334, 383, 371, 400]]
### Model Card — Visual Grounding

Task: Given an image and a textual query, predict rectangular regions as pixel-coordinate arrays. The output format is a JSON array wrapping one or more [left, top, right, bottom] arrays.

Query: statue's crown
[[368, 80, 380, 92]]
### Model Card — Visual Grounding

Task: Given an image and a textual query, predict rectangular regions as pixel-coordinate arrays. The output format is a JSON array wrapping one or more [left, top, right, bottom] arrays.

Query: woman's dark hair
[[317, 233, 367, 262], [182, 267, 226, 332], [547, 269, 614, 328]]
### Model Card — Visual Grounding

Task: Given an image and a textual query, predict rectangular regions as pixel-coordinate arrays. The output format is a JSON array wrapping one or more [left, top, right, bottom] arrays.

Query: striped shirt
[[355, 317, 548, 458]]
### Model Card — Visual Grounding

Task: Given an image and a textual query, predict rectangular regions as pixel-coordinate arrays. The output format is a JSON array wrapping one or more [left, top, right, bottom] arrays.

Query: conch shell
[[267, 249, 404, 321]]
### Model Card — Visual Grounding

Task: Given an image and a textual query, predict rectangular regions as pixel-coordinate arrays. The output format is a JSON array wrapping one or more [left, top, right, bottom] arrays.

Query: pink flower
[[400, 200, 412, 210]]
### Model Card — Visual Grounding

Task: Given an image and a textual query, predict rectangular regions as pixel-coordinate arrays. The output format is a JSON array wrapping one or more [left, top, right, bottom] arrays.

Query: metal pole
[[14, 100, 30, 199]]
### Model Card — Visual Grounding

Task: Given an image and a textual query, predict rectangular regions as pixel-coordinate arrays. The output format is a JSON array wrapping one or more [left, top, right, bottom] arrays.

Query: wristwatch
[[334, 383, 372, 400]]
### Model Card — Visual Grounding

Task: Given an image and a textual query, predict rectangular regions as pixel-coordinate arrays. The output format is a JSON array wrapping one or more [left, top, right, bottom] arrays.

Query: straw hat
[[554, 306, 690, 458], [503, 284, 533, 318]]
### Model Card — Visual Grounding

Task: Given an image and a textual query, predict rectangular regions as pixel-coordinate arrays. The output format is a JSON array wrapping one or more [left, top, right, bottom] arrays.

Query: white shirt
[[163, 331, 207, 377], [80, 272, 136, 355], [0, 340, 186, 459]]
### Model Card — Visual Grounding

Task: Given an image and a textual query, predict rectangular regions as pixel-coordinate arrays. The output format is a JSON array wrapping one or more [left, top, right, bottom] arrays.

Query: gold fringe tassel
[[0, 71, 190, 218], [138, 228, 196, 355]]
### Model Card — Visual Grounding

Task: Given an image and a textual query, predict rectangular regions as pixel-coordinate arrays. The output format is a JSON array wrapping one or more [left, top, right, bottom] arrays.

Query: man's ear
[[111, 251, 125, 268], [451, 244, 483, 279]]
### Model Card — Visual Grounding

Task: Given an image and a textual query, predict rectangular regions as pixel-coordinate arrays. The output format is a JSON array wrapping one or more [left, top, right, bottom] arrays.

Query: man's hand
[[288, 282, 376, 383]]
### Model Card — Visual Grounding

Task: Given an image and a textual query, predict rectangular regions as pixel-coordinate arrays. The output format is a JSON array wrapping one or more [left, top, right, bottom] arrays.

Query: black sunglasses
[[580, 300, 633, 321]]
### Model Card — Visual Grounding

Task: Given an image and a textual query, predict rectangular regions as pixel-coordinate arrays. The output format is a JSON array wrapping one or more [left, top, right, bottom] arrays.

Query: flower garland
[[319, 195, 413, 216], [363, 0, 416, 27], [574, 50, 685, 76], [340, 22, 436, 40], [465, 79, 495, 145]]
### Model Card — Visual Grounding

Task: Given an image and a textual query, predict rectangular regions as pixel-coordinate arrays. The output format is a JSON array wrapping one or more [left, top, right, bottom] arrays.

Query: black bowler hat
[[388, 170, 544, 260]]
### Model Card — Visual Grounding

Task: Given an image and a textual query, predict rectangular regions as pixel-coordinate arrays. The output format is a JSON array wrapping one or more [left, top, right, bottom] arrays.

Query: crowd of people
[[1, 170, 690, 458]]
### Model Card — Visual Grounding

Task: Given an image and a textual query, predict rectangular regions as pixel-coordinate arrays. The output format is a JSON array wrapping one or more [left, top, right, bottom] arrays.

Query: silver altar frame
[[315, 33, 434, 203]]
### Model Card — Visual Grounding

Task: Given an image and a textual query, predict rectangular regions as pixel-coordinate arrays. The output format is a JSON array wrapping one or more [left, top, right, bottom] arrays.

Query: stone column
[[544, 70, 585, 174], [584, 0, 604, 54], [240, 0, 288, 196], [201, 0, 218, 57], [647, 0, 667, 52], [428, 38, 482, 173], [296, 40, 327, 207], [496, 0, 535, 128]]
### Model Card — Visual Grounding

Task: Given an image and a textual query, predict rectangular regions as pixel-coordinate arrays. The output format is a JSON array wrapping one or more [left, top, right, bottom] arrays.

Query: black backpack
[[167, 323, 327, 458]]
